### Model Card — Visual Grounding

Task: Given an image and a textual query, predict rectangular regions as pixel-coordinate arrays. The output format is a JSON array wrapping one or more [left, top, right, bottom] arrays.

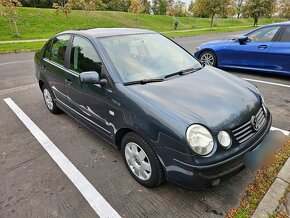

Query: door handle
[[258, 45, 268, 49], [65, 79, 72, 85]]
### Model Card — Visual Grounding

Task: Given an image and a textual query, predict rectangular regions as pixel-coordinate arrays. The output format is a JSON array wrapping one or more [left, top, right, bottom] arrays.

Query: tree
[[188, 0, 195, 16], [235, 0, 244, 18], [53, 0, 72, 18], [276, 0, 290, 18], [0, 0, 22, 37], [128, 0, 145, 14], [106, 0, 130, 11], [194, 0, 234, 29], [141, 0, 150, 13], [243, 0, 276, 26], [151, 0, 167, 15]]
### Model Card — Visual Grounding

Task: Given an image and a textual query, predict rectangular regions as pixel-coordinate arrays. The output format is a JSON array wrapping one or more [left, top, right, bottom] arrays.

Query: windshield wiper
[[124, 78, 164, 86], [164, 67, 203, 79]]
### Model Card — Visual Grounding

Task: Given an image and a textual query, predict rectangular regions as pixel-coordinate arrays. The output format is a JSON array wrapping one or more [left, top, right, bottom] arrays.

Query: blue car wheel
[[199, 51, 217, 67]]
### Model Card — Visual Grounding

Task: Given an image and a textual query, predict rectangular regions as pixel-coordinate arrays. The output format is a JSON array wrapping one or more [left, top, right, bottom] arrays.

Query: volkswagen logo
[[251, 115, 260, 131]]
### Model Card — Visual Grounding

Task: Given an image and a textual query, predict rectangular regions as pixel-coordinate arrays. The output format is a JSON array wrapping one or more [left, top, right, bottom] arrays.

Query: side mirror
[[79, 71, 107, 86], [237, 36, 249, 44]]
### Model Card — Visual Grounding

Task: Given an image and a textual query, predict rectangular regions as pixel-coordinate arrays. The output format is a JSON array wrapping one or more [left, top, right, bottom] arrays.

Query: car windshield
[[99, 33, 202, 83]]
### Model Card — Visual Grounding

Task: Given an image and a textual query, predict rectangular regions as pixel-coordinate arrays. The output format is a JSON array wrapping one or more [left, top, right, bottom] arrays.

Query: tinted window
[[280, 26, 290, 42], [50, 35, 70, 66], [44, 40, 53, 59], [247, 26, 280, 42], [70, 36, 102, 74]]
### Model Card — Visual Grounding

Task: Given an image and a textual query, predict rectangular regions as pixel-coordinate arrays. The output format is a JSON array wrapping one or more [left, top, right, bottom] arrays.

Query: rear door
[[43, 34, 71, 104], [265, 25, 290, 73], [221, 26, 281, 69]]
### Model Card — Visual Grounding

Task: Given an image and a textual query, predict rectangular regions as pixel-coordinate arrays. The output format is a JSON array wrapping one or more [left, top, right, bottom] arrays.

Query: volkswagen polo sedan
[[34, 28, 272, 189]]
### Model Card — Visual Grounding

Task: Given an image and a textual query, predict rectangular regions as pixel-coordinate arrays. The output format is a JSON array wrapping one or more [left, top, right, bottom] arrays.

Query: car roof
[[265, 21, 290, 26], [60, 28, 156, 38]]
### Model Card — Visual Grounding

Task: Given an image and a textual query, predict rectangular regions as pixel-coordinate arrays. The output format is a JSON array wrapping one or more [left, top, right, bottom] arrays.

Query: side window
[[50, 35, 70, 66], [44, 40, 52, 59], [69, 36, 102, 74], [280, 26, 290, 42], [247, 26, 280, 42]]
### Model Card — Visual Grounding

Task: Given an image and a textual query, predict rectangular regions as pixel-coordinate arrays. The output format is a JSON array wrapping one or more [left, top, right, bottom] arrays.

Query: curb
[[252, 135, 290, 217]]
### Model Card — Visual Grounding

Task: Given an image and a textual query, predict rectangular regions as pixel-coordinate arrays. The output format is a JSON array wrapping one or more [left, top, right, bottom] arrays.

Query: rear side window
[[69, 36, 102, 74], [50, 35, 70, 66], [280, 26, 290, 42]]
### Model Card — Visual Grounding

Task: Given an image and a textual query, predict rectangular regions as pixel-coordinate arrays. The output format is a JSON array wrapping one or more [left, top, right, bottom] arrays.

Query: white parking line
[[270, 127, 289, 136], [0, 60, 33, 66], [243, 78, 290, 89], [3, 98, 121, 218]]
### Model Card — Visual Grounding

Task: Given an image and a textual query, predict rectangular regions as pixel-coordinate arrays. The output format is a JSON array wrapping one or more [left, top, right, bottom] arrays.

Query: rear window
[[280, 26, 290, 42]]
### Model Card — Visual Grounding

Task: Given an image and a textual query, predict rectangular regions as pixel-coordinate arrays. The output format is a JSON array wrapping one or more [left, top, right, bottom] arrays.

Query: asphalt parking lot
[[0, 30, 289, 218]]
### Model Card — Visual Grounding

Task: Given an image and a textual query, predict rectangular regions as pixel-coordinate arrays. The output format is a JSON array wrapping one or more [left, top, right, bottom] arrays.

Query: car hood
[[200, 39, 234, 47], [127, 66, 260, 131]]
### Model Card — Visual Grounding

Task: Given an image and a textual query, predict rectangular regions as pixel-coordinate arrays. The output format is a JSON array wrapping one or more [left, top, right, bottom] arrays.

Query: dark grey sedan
[[34, 28, 271, 189]]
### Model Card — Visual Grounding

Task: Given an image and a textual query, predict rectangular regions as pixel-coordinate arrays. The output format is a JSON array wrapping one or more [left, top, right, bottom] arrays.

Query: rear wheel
[[42, 85, 61, 114], [121, 132, 164, 188], [199, 51, 217, 67]]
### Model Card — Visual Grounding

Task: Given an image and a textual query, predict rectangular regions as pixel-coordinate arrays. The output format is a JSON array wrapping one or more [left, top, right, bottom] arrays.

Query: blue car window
[[70, 36, 102, 74], [280, 26, 290, 42], [247, 26, 280, 42]]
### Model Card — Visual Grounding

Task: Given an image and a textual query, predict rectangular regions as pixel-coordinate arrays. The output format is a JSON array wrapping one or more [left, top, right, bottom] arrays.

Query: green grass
[[0, 7, 287, 52], [0, 41, 45, 53]]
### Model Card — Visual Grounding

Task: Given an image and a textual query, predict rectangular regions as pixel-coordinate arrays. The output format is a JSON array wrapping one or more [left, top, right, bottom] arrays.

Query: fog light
[[218, 131, 231, 148]]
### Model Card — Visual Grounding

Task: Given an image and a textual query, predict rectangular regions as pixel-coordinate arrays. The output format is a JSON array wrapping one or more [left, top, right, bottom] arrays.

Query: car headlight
[[196, 47, 201, 52], [186, 124, 214, 156], [218, 131, 231, 148]]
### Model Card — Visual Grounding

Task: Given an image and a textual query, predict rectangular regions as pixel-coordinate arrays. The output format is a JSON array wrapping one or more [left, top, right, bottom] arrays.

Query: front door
[[65, 35, 119, 138], [221, 25, 281, 69]]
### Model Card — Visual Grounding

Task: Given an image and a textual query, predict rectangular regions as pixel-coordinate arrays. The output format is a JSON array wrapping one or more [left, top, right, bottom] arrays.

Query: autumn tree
[[128, 0, 145, 16], [276, 0, 290, 18], [243, 0, 276, 26], [194, 0, 234, 29], [235, 0, 244, 18], [0, 0, 22, 37], [53, 0, 72, 18]]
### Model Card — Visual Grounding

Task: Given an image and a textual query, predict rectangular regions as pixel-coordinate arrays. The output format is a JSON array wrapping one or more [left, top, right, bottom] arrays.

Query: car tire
[[42, 85, 61, 114], [199, 51, 217, 67], [121, 132, 165, 188]]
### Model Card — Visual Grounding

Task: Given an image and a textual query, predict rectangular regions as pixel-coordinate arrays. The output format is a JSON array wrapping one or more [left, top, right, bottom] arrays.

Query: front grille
[[232, 108, 266, 144]]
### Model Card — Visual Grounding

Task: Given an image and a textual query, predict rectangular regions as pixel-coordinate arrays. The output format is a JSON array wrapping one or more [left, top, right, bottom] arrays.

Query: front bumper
[[157, 112, 272, 190]]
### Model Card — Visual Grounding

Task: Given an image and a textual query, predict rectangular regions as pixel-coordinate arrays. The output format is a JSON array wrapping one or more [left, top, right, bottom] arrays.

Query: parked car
[[194, 22, 290, 75], [34, 28, 271, 189]]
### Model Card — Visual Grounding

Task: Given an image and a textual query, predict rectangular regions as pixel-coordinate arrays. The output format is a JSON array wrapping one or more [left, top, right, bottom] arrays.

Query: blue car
[[194, 22, 290, 75]]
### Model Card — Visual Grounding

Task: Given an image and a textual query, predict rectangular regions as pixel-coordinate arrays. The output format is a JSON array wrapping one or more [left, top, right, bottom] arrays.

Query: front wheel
[[199, 51, 217, 67], [121, 132, 164, 188]]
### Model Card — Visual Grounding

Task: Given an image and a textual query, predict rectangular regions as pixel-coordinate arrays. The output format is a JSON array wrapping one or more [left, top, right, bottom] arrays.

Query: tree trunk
[[237, 13, 240, 18], [11, 18, 20, 37], [210, 15, 214, 29], [253, 17, 258, 26]]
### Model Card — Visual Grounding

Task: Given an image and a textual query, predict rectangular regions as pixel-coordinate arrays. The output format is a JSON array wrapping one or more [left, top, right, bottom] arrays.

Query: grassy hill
[[0, 7, 286, 52]]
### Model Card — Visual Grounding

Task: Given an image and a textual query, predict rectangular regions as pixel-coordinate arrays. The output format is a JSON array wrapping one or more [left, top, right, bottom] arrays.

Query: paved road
[[0, 30, 289, 218]]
